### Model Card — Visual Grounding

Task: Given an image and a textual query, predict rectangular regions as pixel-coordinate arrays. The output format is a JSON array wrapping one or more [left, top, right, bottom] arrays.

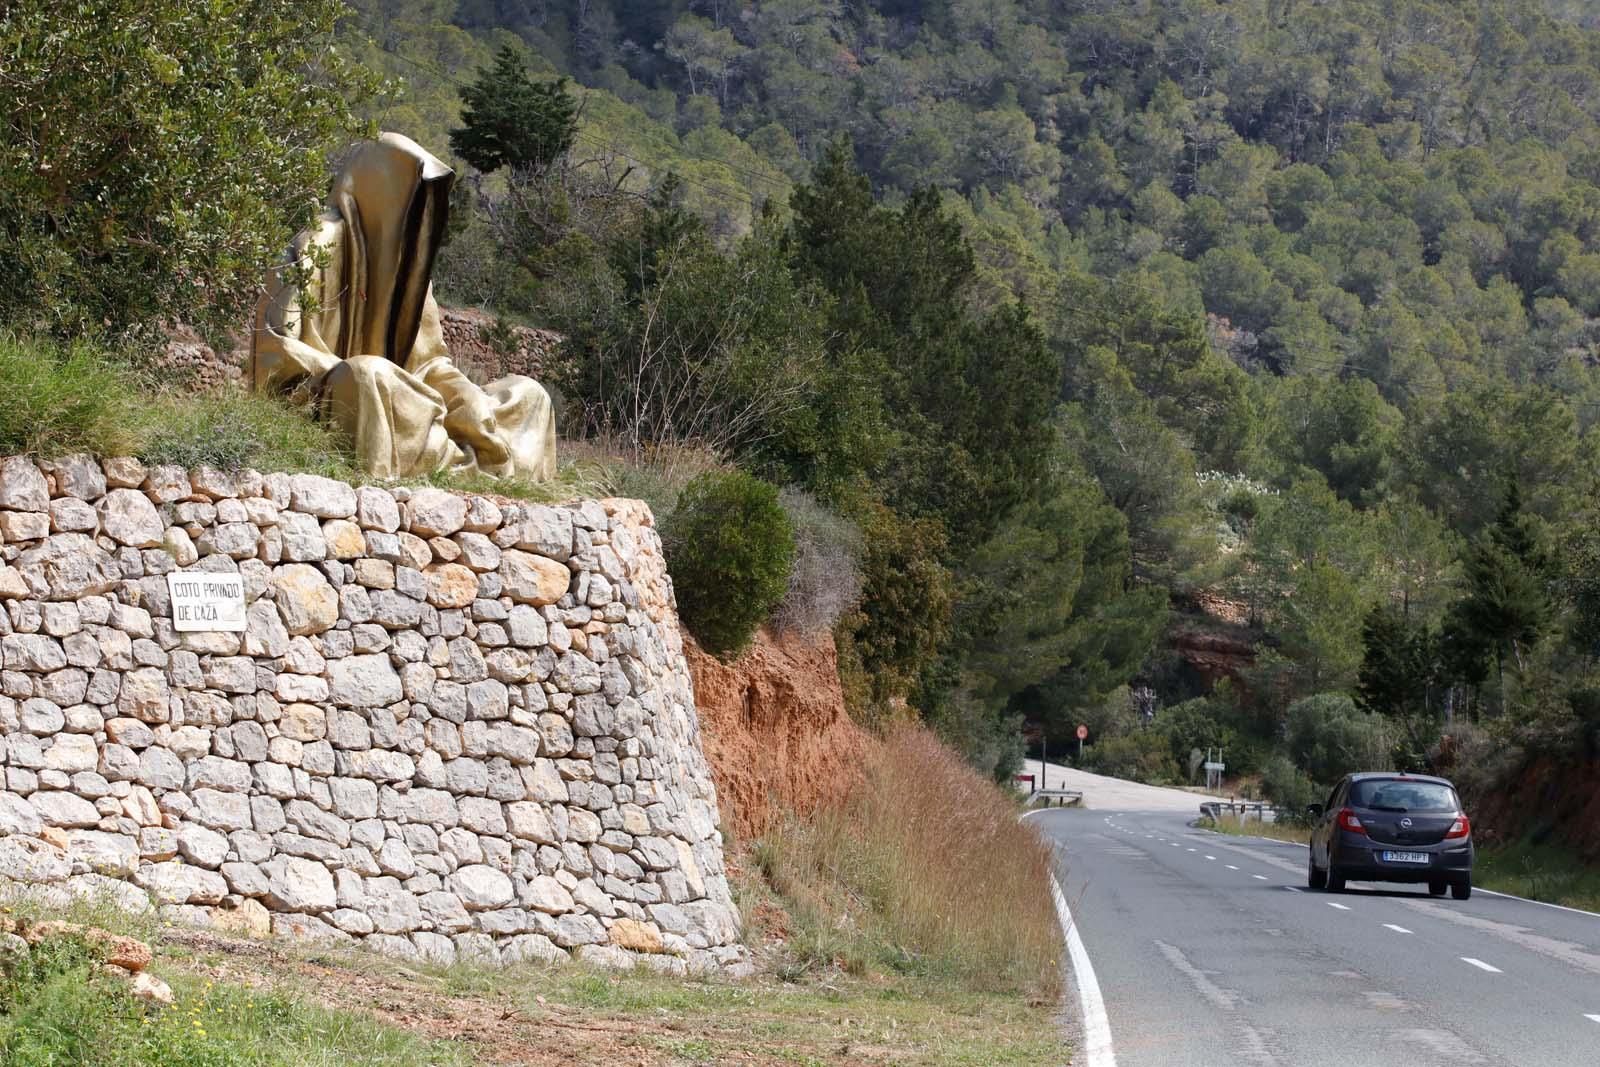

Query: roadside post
[[1077, 723, 1088, 762]]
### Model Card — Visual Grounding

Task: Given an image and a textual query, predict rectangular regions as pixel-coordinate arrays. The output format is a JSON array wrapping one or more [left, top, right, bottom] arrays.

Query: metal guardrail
[[1199, 800, 1274, 821], [1033, 789, 1084, 808]]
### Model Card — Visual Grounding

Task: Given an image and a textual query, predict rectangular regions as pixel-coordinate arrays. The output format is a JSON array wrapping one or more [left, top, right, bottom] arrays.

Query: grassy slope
[[0, 333, 607, 502]]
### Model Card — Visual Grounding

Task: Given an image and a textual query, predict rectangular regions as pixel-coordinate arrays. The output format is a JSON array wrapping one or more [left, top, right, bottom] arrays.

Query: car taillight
[[1445, 814, 1471, 839], [1337, 808, 1366, 834]]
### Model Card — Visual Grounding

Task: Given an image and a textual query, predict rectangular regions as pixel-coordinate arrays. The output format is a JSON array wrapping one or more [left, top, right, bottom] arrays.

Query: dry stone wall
[[0, 455, 743, 973]]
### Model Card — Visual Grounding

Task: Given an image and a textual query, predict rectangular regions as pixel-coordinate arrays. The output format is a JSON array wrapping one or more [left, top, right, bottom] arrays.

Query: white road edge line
[[1328, 902, 1351, 911], [1461, 957, 1502, 973], [1383, 924, 1413, 934], [1022, 810, 1117, 1067], [1050, 873, 1116, 1067]]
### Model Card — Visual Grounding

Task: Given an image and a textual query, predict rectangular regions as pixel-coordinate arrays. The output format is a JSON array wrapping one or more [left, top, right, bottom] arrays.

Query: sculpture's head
[[328, 132, 455, 365]]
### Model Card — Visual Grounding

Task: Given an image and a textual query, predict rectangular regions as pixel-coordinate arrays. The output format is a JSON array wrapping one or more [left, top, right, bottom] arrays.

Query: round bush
[[663, 470, 795, 658]]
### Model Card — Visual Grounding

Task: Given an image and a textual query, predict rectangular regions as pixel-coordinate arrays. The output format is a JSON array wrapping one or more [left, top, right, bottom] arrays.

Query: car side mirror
[[1306, 803, 1324, 818]]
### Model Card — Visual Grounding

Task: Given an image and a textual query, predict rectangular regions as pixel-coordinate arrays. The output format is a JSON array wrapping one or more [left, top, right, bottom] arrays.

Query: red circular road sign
[[1076, 724, 1088, 740]]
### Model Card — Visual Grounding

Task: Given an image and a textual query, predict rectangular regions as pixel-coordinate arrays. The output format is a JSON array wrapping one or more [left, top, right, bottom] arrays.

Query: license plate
[[1382, 851, 1429, 864]]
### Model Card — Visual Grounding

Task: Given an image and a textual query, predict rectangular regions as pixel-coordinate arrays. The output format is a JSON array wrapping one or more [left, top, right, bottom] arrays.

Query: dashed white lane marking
[[1186, 847, 1197, 852], [1461, 958, 1502, 973], [1328, 902, 1352, 911], [1383, 924, 1413, 934], [1253, 874, 1269, 881], [1226, 864, 1238, 870], [1205, 855, 1216, 860], [1170, 842, 1181, 847], [1585, 1014, 1600, 1024], [1284, 886, 1302, 893]]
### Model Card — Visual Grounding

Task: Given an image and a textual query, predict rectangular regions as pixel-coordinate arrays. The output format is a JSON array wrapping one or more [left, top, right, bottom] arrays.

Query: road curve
[[1031, 803, 1600, 1067]]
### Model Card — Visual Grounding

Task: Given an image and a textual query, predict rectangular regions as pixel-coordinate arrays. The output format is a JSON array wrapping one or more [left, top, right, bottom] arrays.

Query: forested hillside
[[339, 0, 1600, 805], [10, 0, 1600, 817]]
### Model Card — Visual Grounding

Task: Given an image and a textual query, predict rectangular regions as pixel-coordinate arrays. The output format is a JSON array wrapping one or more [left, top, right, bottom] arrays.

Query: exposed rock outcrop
[[688, 628, 868, 842]]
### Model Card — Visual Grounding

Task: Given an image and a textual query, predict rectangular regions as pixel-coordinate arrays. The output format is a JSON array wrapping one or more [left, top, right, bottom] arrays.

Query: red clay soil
[[1467, 755, 1600, 861], [687, 627, 869, 843]]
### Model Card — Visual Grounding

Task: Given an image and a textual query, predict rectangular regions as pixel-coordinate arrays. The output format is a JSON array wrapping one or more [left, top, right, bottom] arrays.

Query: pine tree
[[1444, 482, 1553, 712], [449, 46, 577, 178]]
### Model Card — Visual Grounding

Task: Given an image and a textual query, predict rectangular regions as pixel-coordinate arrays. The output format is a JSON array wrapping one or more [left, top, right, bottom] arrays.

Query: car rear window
[[1350, 779, 1457, 812]]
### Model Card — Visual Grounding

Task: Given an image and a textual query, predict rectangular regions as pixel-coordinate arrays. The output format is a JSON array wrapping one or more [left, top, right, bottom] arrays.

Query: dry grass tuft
[[757, 724, 1062, 1000]]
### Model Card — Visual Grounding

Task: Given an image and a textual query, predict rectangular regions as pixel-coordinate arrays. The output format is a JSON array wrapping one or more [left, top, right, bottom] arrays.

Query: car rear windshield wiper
[[1369, 804, 1409, 812]]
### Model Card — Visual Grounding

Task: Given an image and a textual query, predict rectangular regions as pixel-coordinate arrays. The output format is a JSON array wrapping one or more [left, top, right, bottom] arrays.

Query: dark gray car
[[1305, 772, 1474, 899]]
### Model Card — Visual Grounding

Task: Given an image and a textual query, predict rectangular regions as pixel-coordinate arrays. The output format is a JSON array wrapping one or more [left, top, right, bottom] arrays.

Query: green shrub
[[663, 469, 795, 658], [1084, 730, 1181, 784], [1286, 692, 1391, 784], [1261, 754, 1323, 826]]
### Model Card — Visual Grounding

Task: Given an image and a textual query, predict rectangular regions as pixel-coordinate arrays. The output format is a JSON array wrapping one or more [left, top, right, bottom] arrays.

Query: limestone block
[[176, 823, 229, 868], [419, 890, 473, 932], [0, 791, 44, 835], [405, 489, 468, 538], [42, 455, 107, 501], [48, 498, 98, 533], [323, 519, 366, 559], [4, 633, 65, 672], [0, 835, 69, 883], [449, 864, 514, 910], [0, 457, 48, 511], [327, 654, 402, 708], [140, 861, 228, 905], [500, 550, 569, 606], [423, 563, 477, 609], [43, 734, 97, 773], [97, 489, 164, 547], [451, 532, 501, 573], [506, 803, 557, 844], [289, 475, 356, 519], [262, 856, 337, 912], [501, 932, 565, 964], [273, 564, 337, 636], [515, 507, 573, 561], [134, 748, 185, 790], [30, 791, 101, 828], [355, 487, 400, 532], [190, 789, 253, 832], [554, 912, 607, 947]]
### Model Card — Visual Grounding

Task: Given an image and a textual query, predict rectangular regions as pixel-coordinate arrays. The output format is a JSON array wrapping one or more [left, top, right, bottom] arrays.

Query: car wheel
[[1428, 879, 1446, 896], [1451, 878, 1472, 901], [1307, 851, 1327, 890], [1327, 867, 1346, 892]]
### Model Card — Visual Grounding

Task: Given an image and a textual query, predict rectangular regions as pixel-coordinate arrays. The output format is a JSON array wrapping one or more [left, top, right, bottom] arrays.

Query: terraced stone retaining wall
[[0, 455, 743, 972]]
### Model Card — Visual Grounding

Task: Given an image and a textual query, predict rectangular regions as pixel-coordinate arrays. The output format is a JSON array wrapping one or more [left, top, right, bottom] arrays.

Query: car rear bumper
[[1332, 835, 1473, 883]]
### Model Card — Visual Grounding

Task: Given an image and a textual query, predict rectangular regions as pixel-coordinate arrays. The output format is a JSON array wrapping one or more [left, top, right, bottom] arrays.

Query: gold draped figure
[[250, 133, 556, 481]]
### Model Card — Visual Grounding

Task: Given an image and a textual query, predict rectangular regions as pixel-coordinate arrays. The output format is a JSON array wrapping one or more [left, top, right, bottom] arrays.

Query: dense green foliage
[[0, 0, 373, 339], [12, 0, 1600, 796], [663, 470, 796, 657]]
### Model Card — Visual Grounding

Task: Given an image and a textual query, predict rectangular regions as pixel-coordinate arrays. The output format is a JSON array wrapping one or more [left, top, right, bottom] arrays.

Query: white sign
[[166, 571, 247, 632]]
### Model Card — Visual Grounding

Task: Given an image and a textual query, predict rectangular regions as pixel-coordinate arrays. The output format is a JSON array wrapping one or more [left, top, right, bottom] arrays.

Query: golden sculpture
[[251, 133, 556, 481]]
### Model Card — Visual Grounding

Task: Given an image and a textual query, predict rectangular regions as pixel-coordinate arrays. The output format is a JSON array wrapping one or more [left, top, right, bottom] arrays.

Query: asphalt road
[[1029, 786, 1600, 1067]]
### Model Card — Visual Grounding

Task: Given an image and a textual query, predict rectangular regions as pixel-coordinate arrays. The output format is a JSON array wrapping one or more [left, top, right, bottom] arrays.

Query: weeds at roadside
[[1198, 814, 1311, 844], [752, 724, 1063, 1003]]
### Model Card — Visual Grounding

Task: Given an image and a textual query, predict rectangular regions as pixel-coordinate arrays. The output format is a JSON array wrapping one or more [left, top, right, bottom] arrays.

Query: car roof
[[1345, 771, 1455, 787]]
